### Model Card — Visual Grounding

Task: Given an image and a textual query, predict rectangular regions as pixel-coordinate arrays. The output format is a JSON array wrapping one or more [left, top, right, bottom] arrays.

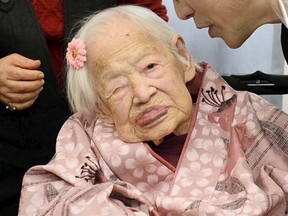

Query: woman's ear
[[172, 35, 195, 82]]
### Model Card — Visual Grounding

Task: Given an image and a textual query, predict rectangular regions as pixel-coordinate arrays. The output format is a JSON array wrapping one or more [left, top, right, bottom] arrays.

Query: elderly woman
[[19, 5, 288, 216]]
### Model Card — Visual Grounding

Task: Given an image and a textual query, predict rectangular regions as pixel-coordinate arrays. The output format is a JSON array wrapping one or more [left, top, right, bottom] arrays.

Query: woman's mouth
[[136, 106, 168, 127]]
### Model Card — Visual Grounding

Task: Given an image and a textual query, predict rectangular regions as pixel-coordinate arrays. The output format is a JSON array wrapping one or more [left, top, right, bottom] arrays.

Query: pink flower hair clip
[[66, 38, 87, 70]]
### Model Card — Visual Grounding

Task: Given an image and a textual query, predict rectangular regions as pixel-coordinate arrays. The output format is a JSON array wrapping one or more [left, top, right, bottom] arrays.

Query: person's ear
[[93, 78, 115, 124], [172, 35, 195, 82]]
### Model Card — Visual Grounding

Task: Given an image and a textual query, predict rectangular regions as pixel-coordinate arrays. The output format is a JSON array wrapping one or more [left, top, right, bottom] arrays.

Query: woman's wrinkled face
[[89, 21, 194, 144], [172, 0, 259, 48]]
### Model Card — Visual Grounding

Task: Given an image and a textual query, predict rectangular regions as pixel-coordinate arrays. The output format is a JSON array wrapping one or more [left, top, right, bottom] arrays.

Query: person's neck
[[242, 0, 280, 40], [269, 0, 288, 27], [258, 0, 282, 25]]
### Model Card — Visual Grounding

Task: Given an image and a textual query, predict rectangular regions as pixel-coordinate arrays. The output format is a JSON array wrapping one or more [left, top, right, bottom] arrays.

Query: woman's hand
[[0, 53, 45, 110]]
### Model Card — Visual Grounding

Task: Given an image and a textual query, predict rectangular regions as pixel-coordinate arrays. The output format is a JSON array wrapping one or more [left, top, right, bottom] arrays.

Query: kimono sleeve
[[18, 117, 143, 216]]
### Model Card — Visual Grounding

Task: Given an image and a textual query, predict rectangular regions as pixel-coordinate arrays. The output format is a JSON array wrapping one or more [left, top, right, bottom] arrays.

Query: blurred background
[[163, 0, 288, 112]]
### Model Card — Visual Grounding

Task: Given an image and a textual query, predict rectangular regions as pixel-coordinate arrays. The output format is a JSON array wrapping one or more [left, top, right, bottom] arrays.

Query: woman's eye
[[113, 86, 124, 94], [146, 63, 157, 70]]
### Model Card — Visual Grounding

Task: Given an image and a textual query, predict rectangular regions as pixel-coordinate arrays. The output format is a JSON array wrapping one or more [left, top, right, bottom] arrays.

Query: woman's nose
[[132, 81, 157, 105], [173, 0, 194, 20]]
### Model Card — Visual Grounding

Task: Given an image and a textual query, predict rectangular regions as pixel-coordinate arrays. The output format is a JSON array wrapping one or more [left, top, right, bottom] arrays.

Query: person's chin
[[222, 37, 245, 49], [208, 28, 244, 49], [208, 26, 219, 38], [208, 26, 224, 40]]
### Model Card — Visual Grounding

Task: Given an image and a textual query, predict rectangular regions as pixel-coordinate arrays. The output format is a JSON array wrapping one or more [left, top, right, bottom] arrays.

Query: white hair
[[66, 5, 199, 121]]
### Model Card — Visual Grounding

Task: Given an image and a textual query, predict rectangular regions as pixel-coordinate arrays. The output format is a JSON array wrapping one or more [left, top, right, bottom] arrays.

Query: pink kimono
[[19, 64, 288, 215]]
